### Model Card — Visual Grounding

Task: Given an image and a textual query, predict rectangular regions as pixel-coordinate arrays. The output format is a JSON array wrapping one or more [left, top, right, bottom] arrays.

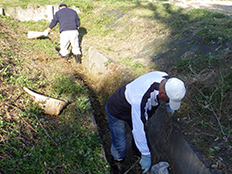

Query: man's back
[[49, 7, 80, 33]]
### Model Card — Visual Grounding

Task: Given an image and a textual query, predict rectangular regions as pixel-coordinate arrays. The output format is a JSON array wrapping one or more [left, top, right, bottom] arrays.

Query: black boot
[[55, 46, 60, 52], [75, 54, 81, 64], [110, 158, 125, 174]]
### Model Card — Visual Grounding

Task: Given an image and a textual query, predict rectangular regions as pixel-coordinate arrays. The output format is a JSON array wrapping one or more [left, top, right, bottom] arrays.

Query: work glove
[[166, 102, 175, 116], [43, 30, 49, 37], [140, 154, 151, 173]]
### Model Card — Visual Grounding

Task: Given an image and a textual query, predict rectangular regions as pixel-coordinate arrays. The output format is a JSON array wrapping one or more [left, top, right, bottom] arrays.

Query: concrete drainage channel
[[0, 5, 219, 174], [73, 49, 222, 174], [146, 105, 217, 174]]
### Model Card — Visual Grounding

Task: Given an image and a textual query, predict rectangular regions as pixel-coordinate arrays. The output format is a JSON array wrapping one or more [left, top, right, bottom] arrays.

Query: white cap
[[165, 78, 186, 110]]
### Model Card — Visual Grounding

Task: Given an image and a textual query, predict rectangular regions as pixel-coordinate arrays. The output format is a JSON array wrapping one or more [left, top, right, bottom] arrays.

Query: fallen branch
[[5, 103, 23, 113], [194, 87, 226, 140], [21, 116, 40, 135], [124, 157, 140, 174], [1, 150, 12, 161], [34, 115, 58, 146]]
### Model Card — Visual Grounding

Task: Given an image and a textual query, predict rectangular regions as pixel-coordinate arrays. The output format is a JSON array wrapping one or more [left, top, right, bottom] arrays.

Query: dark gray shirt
[[49, 7, 80, 33]]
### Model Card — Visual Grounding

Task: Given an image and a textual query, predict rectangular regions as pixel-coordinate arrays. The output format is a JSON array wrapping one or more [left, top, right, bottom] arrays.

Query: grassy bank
[[0, 0, 232, 173], [0, 14, 109, 173]]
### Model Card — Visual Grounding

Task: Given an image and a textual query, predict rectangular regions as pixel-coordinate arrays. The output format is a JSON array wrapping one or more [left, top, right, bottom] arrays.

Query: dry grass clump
[[74, 62, 135, 107]]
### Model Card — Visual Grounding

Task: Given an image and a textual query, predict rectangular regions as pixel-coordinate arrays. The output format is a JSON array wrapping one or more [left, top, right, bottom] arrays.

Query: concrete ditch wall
[[84, 47, 218, 173], [83, 49, 217, 174], [146, 105, 215, 174], [0, 5, 80, 22], [83, 47, 109, 74]]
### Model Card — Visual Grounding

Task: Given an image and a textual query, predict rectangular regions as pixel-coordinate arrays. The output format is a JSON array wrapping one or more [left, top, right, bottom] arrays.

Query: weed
[[50, 75, 88, 99]]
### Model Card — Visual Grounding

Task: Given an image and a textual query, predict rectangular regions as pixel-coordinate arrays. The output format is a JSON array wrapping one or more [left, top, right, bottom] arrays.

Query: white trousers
[[59, 30, 81, 56]]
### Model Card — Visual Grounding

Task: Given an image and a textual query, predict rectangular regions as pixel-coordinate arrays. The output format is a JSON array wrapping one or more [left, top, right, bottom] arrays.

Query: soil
[[165, 0, 232, 16]]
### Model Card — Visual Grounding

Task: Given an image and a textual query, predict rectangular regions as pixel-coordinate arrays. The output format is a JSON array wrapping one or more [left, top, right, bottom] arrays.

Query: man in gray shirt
[[45, 3, 81, 64]]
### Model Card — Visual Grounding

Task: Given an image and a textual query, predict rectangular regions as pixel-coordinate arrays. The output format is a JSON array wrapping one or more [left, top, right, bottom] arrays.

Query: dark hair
[[59, 3, 67, 8], [160, 78, 168, 90]]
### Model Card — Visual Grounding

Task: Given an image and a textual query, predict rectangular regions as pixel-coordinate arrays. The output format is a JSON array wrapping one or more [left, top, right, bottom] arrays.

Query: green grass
[[0, 68, 109, 173], [0, 12, 109, 173], [1, 103, 107, 173], [0, 0, 58, 8], [1, 0, 232, 173]]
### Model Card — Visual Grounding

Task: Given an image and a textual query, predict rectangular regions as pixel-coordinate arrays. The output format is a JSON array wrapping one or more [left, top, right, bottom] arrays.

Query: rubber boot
[[110, 156, 125, 174], [75, 54, 81, 64]]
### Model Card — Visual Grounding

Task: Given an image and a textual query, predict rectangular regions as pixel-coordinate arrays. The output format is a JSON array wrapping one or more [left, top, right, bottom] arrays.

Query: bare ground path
[[162, 0, 232, 16]]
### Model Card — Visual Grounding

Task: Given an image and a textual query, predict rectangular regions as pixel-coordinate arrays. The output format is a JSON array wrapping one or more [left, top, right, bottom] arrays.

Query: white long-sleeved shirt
[[107, 71, 169, 155]]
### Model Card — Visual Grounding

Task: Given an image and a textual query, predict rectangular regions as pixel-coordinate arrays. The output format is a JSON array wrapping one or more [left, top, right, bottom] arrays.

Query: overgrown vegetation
[[0, 15, 108, 173], [0, 0, 232, 173]]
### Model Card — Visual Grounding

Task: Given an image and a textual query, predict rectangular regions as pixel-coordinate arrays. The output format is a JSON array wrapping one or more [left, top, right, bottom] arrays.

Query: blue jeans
[[105, 104, 127, 161]]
